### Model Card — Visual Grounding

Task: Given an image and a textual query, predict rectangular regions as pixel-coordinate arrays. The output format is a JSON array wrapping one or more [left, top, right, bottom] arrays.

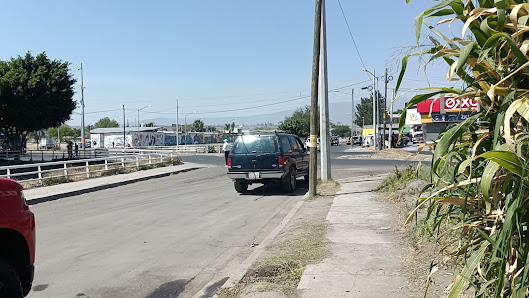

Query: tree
[[278, 106, 318, 139], [331, 125, 351, 138], [0, 52, 76, 151], [145, 122, 155, 127], [192, 119, 205, 132], [354, 91, 385, 126], [48, 125, 80, 141], [94, 117, 119, 128], [394, 109, 404, 114]]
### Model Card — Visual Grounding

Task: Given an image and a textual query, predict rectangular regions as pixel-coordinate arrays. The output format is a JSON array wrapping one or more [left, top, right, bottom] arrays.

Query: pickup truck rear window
[[232, 135, 278, 154]]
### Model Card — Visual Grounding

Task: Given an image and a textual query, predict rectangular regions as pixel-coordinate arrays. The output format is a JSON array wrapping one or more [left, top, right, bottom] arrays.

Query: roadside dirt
[[376, 179, 456, 297], [218, 193, 334, 297]]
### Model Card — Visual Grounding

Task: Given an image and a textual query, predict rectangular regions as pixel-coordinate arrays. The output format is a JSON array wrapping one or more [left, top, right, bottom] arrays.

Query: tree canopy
[[192, 119, 205, 132], [0, 52, 76, 150], [331, 125, 351, 138], [48, 125, 80, 141], [278, 106, 318, 138], [355, 91, 385, 126], [94, 117, 120, 128]]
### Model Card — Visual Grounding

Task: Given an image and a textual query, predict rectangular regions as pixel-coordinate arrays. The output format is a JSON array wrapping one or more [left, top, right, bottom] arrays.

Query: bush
[[377, 164, 429, 193], [208, 146, 217, 153]]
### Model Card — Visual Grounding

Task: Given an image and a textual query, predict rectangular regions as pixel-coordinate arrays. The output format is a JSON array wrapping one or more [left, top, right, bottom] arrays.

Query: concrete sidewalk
[[25, 162, 205, 203], [297, 175, 415, 298]]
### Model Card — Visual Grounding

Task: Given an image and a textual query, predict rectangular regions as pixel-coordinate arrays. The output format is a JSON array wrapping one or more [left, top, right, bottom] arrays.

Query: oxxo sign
[[444, 97, 479, 112]]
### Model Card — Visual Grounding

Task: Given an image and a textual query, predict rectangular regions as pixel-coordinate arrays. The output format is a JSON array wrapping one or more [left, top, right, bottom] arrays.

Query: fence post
[[148, 154, 152, 165], [159, 154, 163, 163], [37, 166, 42, 184], [63, 163, 68, 180], [86, 161, 90, 178], [135, 156, 140, 169], [30, 151, 33, 162], [6, 168, 11, 179], [41, 151, 44, 162], [121, 158, 125, 168], [104, 159, 109, 171]]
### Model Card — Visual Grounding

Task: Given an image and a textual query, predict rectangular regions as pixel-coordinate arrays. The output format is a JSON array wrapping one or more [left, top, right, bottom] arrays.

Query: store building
[[416, 96, 479, 141]]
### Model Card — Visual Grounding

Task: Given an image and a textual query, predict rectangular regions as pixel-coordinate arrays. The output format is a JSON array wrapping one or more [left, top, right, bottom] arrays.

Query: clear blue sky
[[1, 0, 460, 126]]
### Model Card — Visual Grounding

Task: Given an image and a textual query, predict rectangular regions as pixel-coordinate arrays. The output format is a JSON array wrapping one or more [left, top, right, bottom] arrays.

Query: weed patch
[[241, 222, 328, 294]]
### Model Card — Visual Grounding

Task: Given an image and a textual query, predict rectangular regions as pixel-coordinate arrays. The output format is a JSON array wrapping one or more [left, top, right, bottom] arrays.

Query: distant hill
[[144, 102, 358, 126]]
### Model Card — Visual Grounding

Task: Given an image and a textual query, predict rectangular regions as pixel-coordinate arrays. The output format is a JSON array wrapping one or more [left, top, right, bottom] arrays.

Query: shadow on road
[[239, 179, 308, 197]]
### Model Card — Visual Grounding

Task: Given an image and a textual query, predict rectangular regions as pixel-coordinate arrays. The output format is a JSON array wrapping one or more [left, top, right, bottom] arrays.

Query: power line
[[336, 0, 367, 70], [74, 80, 372, 117]]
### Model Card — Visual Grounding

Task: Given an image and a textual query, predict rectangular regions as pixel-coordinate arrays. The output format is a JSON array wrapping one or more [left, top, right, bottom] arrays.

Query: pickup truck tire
[[234, 179, 249, 193], [282, 167, 297, 193], [0, 258, 23, 298]]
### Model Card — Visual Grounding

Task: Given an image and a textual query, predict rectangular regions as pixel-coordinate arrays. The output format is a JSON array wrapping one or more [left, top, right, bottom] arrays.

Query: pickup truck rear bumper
[[227, 171, 284, 180]]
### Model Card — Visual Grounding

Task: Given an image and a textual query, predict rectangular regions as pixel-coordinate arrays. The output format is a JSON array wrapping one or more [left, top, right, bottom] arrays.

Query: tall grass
[[399, 1, 529, 296]]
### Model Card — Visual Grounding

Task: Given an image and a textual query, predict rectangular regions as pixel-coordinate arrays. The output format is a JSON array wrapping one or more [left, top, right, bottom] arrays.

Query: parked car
[[76, 141, 91, 149], [305, 137, 320, 151], [0, 178, 35, 297], [38, 138, 55, 150], [227, 133, 309, 193], [412, 132, 424, 144], [330, 136, 339, 146], [352, 136, 363, 145]]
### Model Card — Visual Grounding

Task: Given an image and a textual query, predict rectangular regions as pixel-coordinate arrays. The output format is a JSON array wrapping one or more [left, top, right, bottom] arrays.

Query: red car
[[0, 178, 35, 297]]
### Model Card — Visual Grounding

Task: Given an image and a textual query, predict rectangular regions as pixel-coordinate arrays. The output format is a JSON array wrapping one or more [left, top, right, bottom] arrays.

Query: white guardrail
[[0, 152, 176, 184], [133, 144, 223, 153]]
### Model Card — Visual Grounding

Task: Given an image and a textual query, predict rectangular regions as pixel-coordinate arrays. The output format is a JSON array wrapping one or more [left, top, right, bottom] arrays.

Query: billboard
[[405, 108, 422, 125], [417, 97, 479, 113]]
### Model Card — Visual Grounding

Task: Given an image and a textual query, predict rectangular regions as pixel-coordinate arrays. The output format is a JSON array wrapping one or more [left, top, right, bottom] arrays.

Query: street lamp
[[78, 64, 86, 151], [137, 105, 152, 132], [334, 89, 355, 149], [361, 69, 379, 150], [184, 111, 197, 144]]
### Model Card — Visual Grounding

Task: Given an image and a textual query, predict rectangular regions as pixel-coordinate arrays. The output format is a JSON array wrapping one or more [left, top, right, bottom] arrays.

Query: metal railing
[[0, 152, 176, 184], [0, 149, 116, 164], [133, 144, 223, 153]]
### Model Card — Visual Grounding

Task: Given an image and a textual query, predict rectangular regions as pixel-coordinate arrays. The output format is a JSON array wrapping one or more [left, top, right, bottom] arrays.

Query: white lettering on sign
[[444, 97, 479, 111]]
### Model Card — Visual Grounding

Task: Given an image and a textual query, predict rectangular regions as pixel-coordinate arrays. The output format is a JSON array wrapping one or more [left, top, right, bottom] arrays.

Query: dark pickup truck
[[227, 133, 309, 193]]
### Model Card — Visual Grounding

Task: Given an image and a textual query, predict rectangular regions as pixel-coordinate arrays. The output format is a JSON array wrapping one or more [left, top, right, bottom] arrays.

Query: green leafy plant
[[399, 1, 529, 297]]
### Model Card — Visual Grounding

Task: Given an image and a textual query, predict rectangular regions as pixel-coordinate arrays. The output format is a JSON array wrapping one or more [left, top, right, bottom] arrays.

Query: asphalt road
[[28, 145, 428, 298], [29, 166, 306, 298], [181, 145, 430, 180]]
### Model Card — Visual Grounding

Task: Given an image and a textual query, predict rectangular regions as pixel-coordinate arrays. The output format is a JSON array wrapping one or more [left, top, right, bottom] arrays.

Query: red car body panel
[[0, 178, 36, 287]]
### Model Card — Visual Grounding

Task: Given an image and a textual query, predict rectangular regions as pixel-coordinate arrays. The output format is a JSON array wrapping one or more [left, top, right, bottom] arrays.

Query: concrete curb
[[200, 192, 308, 297], [25, 164, 204, 205]]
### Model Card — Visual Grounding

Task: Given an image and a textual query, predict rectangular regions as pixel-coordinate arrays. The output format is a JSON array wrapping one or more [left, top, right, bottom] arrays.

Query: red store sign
[[417, 97, 479, 113]]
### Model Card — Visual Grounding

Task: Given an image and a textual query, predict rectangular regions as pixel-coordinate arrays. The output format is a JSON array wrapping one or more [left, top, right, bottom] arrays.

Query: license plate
[[247, 172, 260, 179]]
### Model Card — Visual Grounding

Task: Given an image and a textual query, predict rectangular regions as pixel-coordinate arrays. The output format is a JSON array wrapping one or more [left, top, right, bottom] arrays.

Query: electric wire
[[336, 0, 367, 70]]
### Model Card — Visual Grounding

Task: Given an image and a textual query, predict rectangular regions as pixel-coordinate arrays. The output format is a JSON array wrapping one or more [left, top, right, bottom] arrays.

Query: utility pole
[[351, 89, 354, 148], [79, 63, 86, 152], [319, 0, 331, 181], [372, 69, 377, 150], [309, 0, 322, 198], [383, 68, 387, 149], [389, 88, 394, 148], [176, 99, 179, 148], [123, 105, 126, 148]]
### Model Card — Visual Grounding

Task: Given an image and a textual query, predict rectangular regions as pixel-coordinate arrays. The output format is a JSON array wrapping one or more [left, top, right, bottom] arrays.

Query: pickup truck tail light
[[278, 156, 285, 168], [227, 158, 232, 168]]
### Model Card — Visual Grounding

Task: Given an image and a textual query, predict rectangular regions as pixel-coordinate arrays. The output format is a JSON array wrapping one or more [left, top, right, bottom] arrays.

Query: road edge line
[[215, 193, 307, 292]]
